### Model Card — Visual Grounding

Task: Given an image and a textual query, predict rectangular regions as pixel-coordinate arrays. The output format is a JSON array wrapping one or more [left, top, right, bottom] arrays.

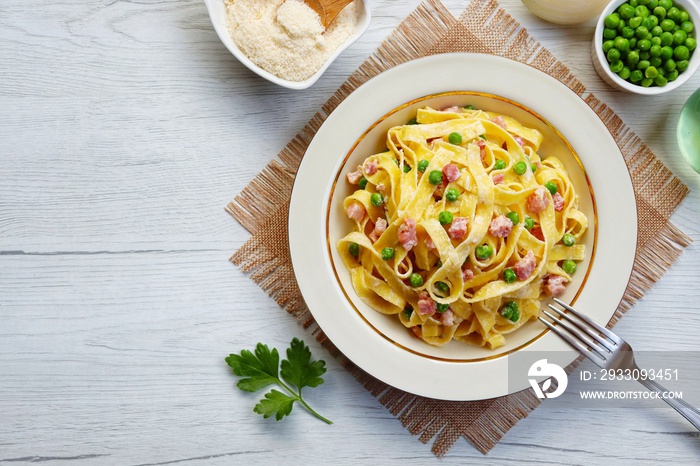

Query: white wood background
[[1, 0, 699, 464]]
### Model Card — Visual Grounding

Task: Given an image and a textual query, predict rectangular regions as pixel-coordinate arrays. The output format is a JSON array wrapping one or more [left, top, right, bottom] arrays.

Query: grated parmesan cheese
[[225, 0, 358, 82]]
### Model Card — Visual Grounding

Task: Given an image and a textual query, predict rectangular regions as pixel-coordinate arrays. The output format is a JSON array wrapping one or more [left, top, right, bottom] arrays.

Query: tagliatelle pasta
[[337, 105, 588, 349]]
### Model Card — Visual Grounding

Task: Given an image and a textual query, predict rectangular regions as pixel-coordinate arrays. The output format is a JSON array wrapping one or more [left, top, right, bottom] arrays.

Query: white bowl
[[592, 0, 700, 94], [521, 0, 610, 25], [204, 0, 371, 90]]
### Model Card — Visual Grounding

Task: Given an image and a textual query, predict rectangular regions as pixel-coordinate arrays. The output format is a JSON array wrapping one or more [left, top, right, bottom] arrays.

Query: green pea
[[562, 259, 577, 275], [403, 164, 411, 173], [513, 161, 528, 175], [630, 69, 644, 82], [630, 0, 638, 7], [641, 77, 654, 87], [651, 25, 663, 37], [653, 6, 667, 19], [664, 58, 677, 71], [358, 177, 368, 189], [658, 0, 672, 10], [649, 2, 659, 12], [673, 30, 688, 46], [622, 26, 635, 38], [635, 5, 649, 17], [618, 18, 627, 31], [627, 50, 640, 64], [506, 211, 520, 226], [494, 159, 506, 170], [667, 6, 681, 22], [681, 21, 694, 34], [618, 66, 632, 79], [637, 0, 649, 5], [650, 44, 662, 56], [649, 56, 662, 68], [660, 31, 674, 45], [409, 273, 424, 287], [446, 188, 460, 202], [610, 60, 625, 73], [605, 13, 621, 29], [503, 268, 517, 284], [603, 27, 618, 41], [349, 242, 360, 258], [436, 303, 450, 313], [674, 45, 690, 60], [501, 301, 520, 322], [463, 104, 477, 110], [524, 217, 535, 230], [407, 118, 418, 125], [619, 3, 636, 19], [475, 244, 493, 260], [438, 211, 453, 225], [435, 281, 449, 295], [479, 134, 487, 140], [428, 170, 443, 185], [660, 45, 674, 59], [629, 16, 643, 29], [448, 132, 462, 145], [680, 11, 689, 23], [655, 75, 668, 86], [394, 158, 399, 166], [371, 192, 384, 207], [544, 181, 558, 195], [638, 39, 652, 51], [403, 305, 413, 320], [417, 159, 429, 172], [636, 26, 650, 39], [660, 18, 675, 32], [677, 59, 689, 72], [650, 36, 662, 47], [638, 59, 651, 69], [562, 233, 575, 247], [629, 37, 638, 49], [686, 38, 697, 52], [614, 36, 630, 52], [531, 163, 538, 173], [667, 69, 679, 81], [381, 247, 395, 260]]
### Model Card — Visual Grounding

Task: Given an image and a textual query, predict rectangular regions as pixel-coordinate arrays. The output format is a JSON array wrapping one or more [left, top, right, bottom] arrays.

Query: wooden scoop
[[304, 0, 355, 29]]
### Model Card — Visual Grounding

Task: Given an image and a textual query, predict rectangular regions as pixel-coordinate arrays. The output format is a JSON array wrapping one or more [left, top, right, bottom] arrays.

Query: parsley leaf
[[226, 338, 332, 424]]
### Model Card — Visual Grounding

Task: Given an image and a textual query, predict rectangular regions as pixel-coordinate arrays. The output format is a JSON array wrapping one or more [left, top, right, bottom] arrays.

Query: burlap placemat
[[226, 0, 691, 456]]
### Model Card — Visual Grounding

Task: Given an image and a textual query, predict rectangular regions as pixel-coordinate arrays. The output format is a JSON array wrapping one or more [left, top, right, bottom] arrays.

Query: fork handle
[[638, 378, 700, 431]]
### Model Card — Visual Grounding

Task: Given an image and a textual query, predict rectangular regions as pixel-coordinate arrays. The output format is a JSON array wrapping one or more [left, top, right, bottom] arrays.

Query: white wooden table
[[2, 1, 699, 464]]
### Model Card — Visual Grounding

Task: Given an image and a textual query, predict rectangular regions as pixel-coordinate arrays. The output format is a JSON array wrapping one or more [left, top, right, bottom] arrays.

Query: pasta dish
[[337, 105, 588, 349]]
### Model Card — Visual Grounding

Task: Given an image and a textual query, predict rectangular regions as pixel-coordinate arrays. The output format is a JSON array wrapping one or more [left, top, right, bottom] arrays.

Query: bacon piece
[[545, 274, 567, 297], [513, 251, 536, 280], [527, 187, 550, 213], [490, 116, 507, 129], [411, 326, 423, 338], [346, 202, 365, 222], [376, 183, 387, 194], [425, 236, 437, 251], [489, 215, 513, 237], [462, 267, 474, 282], [477, 139, 487, 160], [364, 160, 378, 175], [513, 136, 525, 147], [448, 217, 469, 242], [417, 291, 436, 316], [398, 218, 418, 251], [442, 163, 460, 183], [346, 167, 363, 184], [440, 105, 461, 112], [368, 218, 387, 243], [553, 192, 565, 212], [492, 173, 505, 185], [440, 309, 455, 327]]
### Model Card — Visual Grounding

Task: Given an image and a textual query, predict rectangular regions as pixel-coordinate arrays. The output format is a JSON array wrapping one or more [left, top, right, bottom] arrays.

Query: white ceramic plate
[[288, 53, 637, 400]]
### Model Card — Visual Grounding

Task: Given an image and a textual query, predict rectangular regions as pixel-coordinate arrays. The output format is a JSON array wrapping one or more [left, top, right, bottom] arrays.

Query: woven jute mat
[[226, 0, 691, 456]]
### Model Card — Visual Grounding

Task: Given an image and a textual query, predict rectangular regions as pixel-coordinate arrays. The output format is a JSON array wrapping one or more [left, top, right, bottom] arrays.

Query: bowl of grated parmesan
[[205, 0, 371, 90]]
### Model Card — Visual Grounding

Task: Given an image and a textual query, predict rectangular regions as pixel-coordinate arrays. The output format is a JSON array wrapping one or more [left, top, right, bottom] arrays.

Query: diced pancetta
[[425, 236, 437, 251], [477, 139, 486, 160], [417, 291, 436, 316], [368, 218, 387, 243], [553, 192, 565, 212], [346, 202, 365, 222], [489, 215, 513, 237], [364, 160, 378, 175], [440, 309, 455, 327], [376, 183, 386, 193], [448, 217, 469, 242], [346, 167, 363, 184], [513, 136, 525, 147], [492, 173, 505, 185], [462, 267, 474, 282], [527, 187, 549, 213], [490, 116, 507, 129], [513, 251, 536, 280], [398, 218, 418, 251], [442, 163, 460, 183], [411, 326, 423, 338], [440, 105, 461, 112], [545, 274, 567, 296]]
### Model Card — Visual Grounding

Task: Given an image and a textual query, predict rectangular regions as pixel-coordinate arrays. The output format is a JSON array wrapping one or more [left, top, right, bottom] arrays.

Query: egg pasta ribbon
[[338, 105, 588, 349]]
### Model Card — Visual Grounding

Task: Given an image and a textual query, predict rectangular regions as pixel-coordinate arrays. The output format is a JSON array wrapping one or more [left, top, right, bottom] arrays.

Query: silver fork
[[539, 297, 700, 431]]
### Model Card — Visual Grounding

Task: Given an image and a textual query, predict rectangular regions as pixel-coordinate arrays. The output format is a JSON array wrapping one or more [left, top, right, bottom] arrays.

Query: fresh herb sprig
[[225, 338, 332, 424]]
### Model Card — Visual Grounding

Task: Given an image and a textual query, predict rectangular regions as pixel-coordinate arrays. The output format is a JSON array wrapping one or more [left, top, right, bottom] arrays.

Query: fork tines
[[538, 298, 623, 363]]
